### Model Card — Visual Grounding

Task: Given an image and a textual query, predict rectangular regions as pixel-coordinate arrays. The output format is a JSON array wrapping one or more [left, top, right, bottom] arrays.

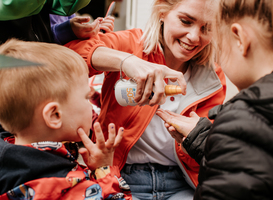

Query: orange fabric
[[0, 166, 132, 199], [65, 29, 226, 187]]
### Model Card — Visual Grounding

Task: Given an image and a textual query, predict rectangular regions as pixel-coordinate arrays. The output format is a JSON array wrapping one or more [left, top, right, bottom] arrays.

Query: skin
[[162, 0, 213, 72], [78, 122, 123, 170], [15, 73, 123, 170], [156, 108, 199, 143], [218, 18, 273, 90], [71, 16, 115, 39], [14, 73, 93, 144]]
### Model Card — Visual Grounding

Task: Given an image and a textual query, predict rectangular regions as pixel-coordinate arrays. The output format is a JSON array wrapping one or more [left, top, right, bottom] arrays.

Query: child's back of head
[[0, 39, 88, 133], [215, 0, 273, 90]]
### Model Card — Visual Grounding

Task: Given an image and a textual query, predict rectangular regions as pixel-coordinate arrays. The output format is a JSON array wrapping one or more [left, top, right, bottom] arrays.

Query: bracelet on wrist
[[120, 54, 134, 79]]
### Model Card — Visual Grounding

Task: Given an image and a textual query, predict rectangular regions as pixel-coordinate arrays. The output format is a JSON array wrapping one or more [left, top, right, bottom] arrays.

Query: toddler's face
[[60, 73, 93, 142]]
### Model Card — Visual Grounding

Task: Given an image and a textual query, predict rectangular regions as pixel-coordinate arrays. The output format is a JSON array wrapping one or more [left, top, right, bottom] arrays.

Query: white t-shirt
[[126, 70, 191, 166]]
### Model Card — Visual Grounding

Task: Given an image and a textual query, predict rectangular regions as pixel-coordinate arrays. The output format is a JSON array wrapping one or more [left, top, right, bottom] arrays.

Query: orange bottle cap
[[165, 85, 182, 96]]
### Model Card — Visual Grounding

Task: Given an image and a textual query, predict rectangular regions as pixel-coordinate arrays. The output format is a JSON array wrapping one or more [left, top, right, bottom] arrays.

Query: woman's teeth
[[179, 41, 195, 50]]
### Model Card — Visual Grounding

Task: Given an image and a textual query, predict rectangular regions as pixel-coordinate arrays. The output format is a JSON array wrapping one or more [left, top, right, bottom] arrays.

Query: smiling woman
[[65, 0, 226, 199]]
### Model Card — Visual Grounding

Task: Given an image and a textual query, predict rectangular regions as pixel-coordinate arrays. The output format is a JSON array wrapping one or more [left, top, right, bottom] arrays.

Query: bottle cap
[[165, 85, 182, 96]]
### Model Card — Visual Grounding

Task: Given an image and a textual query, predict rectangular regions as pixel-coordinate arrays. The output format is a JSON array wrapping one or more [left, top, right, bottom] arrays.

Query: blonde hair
[[142, 0, 215, 66], [0, 39, 88, 133], [216, 0, 273, 53]]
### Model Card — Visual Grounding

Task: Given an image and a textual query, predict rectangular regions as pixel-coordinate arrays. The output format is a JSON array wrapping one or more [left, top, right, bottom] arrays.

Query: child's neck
[[249, 48, 273, 84], [14, 125, 56, 145]]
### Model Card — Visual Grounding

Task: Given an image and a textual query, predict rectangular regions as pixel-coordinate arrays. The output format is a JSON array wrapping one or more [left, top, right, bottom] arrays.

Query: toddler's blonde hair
[[0, 39, 88, 133]]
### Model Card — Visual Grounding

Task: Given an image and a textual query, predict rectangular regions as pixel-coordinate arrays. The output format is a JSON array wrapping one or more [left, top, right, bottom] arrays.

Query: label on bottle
[[114, 79, 138, 106]]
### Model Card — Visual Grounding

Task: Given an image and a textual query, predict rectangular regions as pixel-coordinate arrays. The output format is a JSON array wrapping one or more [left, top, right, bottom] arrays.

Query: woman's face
[[162, 0, 213, 64]]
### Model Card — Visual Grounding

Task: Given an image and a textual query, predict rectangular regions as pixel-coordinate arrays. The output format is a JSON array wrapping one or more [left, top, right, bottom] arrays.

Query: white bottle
[[114, 79, 182, 106]]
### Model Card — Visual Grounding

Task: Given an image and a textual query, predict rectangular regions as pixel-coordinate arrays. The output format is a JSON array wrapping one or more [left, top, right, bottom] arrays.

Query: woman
[[65, 0, 226, 199]]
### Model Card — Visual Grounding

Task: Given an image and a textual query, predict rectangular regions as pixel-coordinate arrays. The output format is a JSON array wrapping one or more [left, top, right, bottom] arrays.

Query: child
[[156, 0, 273, 199], [0, 39, 132, 200]]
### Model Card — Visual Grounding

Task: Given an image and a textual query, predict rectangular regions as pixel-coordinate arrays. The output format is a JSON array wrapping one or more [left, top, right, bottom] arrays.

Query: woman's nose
[[186, 27, 200, 44]]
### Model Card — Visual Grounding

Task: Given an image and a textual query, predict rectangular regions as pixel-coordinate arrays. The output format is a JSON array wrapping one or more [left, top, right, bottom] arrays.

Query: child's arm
[[77, 122, 123, 171]]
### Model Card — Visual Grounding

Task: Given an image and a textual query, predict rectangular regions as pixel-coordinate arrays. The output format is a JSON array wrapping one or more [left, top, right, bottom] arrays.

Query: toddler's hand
[[99, 16, 115, 33], [77, 122, 123, 171], [70, 16, 102, 39], [156, 109, 199, 143]]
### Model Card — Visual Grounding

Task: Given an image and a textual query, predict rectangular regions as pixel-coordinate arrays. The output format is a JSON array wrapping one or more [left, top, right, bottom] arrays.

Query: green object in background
[[0, 54, 43, 69]]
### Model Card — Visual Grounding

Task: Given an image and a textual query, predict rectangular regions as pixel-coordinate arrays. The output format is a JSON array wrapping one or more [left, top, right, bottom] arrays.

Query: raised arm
[[91, 46, 186, 106]]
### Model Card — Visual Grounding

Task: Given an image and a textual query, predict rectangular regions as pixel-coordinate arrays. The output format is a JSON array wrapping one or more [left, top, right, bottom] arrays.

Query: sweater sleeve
[[65, 28, 144, 77], [183, 117, 212, 164], [50, 14, 78, 45]]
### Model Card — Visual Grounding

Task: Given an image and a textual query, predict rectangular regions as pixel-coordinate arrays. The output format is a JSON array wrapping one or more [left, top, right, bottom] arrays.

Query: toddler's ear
[[42, 102, 62, 129], [231, 23, 250, 57]]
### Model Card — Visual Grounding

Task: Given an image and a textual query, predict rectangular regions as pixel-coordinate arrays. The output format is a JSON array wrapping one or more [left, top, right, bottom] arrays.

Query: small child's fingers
[[164, 122, 171, 128], [189, 111, 199, 118], [113, 127, 124, 148], [78, 128, 94, 150], [99, 25, 113, 33], [168, 126, 176, 132], [78, 147, 89, 161], [165, 109, 181, 117], [156, 109, 172, 124], [93, 122, 106, 149], [104, 16, 115, 20], [105, 123, 116, 149]]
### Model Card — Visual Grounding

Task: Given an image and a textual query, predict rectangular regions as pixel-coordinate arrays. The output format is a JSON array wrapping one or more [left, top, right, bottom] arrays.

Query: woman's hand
[[156, 108, 199, 143], [92, 47, 187, 107], [122, 56, 187, 106], [77, 122, 123, 171]]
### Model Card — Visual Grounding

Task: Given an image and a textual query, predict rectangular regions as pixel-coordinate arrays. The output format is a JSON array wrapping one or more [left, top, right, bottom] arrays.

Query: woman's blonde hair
[[142, 0, 215, 66], [0, 39, 88, 133]]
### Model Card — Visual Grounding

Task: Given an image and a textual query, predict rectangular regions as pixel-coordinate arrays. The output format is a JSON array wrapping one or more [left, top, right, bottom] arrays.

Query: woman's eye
[[181, 19, 191, 25], [202, 24, 212, 34]]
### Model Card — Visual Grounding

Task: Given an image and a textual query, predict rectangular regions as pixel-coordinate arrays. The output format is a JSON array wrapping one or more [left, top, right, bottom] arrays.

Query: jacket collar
[[209, 72, 273, 120], [176, 62, 222, 114]]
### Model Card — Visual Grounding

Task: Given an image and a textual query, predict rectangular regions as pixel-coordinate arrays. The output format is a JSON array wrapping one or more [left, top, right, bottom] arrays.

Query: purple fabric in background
[[50, 14, 78, 45]]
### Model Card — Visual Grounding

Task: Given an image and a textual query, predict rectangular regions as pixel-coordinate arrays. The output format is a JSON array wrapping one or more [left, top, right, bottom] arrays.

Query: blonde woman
[[66, 0, 226, 199]]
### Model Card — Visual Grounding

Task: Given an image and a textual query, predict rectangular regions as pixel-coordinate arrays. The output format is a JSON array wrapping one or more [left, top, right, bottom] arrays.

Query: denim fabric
[[121, 163, 194, 200]]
